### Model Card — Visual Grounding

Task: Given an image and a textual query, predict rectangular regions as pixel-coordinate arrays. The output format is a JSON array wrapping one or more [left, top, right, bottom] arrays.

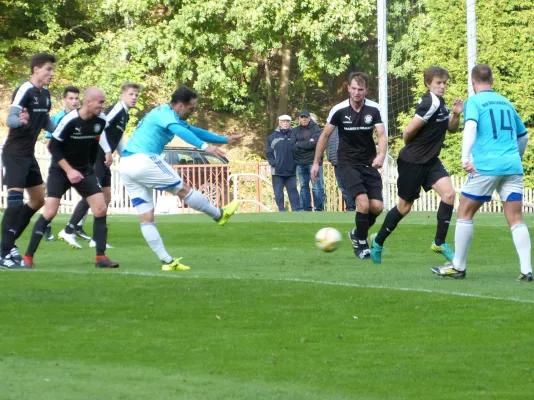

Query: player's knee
[[42, 205, 58, 220], [371, 203, 384, 215], [356, 200, 369, 213], [397, 201, 412, 215], [177, 184, 191, 199], [441, 191, 456, 205], [92, 203, 107, 217], [28, 197, 45, 210]]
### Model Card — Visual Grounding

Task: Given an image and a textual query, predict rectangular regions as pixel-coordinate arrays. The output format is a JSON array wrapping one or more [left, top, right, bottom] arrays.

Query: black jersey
[[102, 101, 129, 152], [399, 91, 450, 164], [5, 81, 51, 156], [50, 109, 107, 172], [327, 98, 384, 166]]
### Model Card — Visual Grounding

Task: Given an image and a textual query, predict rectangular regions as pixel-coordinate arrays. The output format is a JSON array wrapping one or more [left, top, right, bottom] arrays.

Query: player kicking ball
[[119, 86, 243, 271], [431, 64, 531, 281]]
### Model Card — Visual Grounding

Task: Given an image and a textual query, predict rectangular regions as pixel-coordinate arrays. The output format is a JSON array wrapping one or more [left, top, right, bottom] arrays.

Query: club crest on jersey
[[93, 124, 102, 133], [364, 115, 373, 124]]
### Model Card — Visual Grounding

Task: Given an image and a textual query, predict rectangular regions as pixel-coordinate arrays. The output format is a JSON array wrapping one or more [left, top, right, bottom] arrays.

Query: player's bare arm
[[311, 123, 335, 180], [403, 117, 426, 144], [372, 124, 387, 169], [227, 134, 245, 144], [447, 97, 463, 132]]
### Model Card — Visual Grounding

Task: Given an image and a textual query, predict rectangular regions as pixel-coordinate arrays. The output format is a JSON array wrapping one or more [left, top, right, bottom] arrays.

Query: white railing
[[0, 142, 533, 214]]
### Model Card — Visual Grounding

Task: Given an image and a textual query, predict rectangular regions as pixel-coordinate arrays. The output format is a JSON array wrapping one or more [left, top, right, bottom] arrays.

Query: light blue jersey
[[124, 104, 227, 156], [464, 90, 527, 175], [45, 109, 67, 139]]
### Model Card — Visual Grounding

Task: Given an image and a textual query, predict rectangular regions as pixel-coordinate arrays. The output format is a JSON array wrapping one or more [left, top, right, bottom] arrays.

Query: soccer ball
[[315, 227, 342, 252]]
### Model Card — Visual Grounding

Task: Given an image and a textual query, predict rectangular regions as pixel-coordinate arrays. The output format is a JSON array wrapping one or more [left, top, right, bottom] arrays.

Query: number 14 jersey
[[464, 90, 527, 176]]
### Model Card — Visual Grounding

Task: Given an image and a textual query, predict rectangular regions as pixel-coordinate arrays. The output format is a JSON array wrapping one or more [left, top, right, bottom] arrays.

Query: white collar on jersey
[[120, 101, 130, 113]]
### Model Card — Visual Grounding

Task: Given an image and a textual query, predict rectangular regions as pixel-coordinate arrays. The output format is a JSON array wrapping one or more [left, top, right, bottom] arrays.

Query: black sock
[[1, 192, 24, 257], [355, 212, 369, 244], [368, 212, 379, 229], [13, 204, 38, 241], [93, 216, 107, 256], [375, 206, 405, 247], [65, 199, 90, 234], [435, 201, 454, 246], [26, 215, 50, 257]]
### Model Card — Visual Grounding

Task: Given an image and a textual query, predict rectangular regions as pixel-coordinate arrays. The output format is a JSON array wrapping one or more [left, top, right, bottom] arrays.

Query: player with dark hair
[[58, 82, 141, 249], [432, 64, 531, 281], [119, 86, 243, 271], [22, 87, 119, 269], [370, 66, 463, 264], [1, 53, 56, 269], [43, 85, 80, 241], [311, 72, 387, 260]]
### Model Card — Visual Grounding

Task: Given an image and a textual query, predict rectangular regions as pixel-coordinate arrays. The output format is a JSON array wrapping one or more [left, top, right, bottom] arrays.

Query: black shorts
[[338, 164, 383, 202], [397, 157, 449, 202], [2, 152, 43, 189], [94, 158, 111, 188], [46, 165, 102, 199]]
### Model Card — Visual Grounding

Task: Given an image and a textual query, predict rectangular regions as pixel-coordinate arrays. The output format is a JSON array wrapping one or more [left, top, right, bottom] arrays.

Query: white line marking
[[30, 269, 534, 305]]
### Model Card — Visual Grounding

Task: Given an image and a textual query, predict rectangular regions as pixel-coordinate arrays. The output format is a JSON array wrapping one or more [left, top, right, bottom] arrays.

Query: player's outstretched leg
[[216, 200, 240, 226], [181, 188, 239, 226]]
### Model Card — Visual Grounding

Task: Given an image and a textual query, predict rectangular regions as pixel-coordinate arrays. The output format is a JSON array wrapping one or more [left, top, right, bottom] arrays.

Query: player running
[[431, 64, 531, 281], [119, 86, 243, 271], [370, 66, 463, 264], [311, 72, 387, 260]]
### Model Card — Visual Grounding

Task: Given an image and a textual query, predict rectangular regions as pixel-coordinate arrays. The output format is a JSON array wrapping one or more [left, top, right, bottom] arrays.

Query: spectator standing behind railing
[[291, 110, 324, 211], [326, 126, 356, 211], [265, 115, 301, 212]]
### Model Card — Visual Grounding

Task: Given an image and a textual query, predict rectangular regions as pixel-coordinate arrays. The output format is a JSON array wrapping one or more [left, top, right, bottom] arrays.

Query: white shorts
[[120, 153, 183, 212], [461, 173, 523, 203]]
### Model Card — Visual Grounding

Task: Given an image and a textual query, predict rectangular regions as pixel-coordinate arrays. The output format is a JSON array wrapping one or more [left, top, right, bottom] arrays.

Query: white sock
[[452, 219, 474, 271], [140, 222, 173, 263], [183, 189, 221, 219], [511, 223, 532, 275]]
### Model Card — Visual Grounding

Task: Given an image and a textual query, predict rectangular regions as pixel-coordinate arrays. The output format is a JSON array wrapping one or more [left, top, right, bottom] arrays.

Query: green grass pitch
[[1, 212, 533, 399]]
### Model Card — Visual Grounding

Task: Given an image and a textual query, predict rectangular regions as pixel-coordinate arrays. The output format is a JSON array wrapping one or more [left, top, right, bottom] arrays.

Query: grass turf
[[1, 212, 533, 399]]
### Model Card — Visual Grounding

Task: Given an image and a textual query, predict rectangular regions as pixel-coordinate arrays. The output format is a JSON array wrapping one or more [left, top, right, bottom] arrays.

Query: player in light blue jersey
[[120, 86, 244, 271], [432, 64, 531, 281], [43, 86, 80, 241]]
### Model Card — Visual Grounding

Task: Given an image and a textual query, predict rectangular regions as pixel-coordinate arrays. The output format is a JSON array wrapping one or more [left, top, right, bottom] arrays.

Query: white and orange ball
[[315, 227, 342, 253]]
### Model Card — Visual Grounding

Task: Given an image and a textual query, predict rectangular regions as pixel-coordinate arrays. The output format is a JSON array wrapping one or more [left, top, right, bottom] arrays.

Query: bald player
[[23, 87, 119, 269]]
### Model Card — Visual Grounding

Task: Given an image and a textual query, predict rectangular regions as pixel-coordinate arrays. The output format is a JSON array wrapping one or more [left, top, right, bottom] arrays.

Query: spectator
[[266, 115, 300, 212], [291, 110, 324, 211], [326, 126, 356, 211]]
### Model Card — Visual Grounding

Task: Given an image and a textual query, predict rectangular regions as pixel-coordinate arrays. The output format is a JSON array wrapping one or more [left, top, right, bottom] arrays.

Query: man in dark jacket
[[266, 115, 300, 212], [327, 127, 356, 211], [291, 110, 324, 211]]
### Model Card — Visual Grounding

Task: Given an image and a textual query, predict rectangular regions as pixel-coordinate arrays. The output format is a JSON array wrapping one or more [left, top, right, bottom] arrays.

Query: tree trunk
[[264, 57, 276, 129], [277, 43, 291, 116]]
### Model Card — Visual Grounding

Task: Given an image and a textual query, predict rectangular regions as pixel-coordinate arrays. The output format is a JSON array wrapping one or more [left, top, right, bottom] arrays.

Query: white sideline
[[31, 269, 534, 305]]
